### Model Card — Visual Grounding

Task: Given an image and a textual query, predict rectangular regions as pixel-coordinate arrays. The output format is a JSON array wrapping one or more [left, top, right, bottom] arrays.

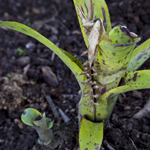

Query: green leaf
[[73, 0, 111, 47], [94, 70, 150, 120], [126, 39, 150, 72], [61, 49, 83, 70], [46, 118, 53, 129], [100, 83, 150, 101], [109, 26, 140, 45], [79, 87, 95, 121], [79, 117, 103, 150], [121, 70, 150, 85], [96, 83, 150, 121], [33, 113, 53, 129], [79, 26, 141, 121], [98, 70, 150, 104], [21, 108, 41, 126], [96, 32, 140, 85], [0, 21, 85, 90]]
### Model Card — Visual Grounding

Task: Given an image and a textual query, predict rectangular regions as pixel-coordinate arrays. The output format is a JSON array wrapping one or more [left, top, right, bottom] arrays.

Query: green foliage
[[1, 0, 150, 149], [73, 0, 150, 149], [126, 39, 150, 72], [21, 108, 57, 148], [121, 70, 150, 85], [21, 108, 41, 126], [21, 108, 53, 129], [97, 35, 140, 85], [33, 113, 53, 130], [79, 117, 103, 150], [96, 70, 150, 120]]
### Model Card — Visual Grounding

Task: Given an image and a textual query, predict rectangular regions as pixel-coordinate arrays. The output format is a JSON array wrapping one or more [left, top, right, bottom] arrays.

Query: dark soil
[[0, 0, 150, 150]]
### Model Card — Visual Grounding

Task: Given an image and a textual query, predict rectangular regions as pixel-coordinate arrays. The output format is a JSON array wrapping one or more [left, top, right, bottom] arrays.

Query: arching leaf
[[95, 70, 150, 120], [120, 70, 150, 85], [0, 21, 85, 90], [98, 70, 150, 103], [100, 83, 150, 102], [126, 39, 150, 72]]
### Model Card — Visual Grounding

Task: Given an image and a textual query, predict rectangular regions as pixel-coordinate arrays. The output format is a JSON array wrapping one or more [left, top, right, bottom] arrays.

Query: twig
[[51, 52, 55, 62], [45, 95, 59, 118], [58, 108, 70, 123], [129, 137, 138, 150], [103, 141, 115, 150]]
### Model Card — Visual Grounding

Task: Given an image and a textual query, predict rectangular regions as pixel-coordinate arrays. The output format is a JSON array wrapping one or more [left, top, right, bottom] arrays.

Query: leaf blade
[[121, 70, 150, 85], [98, 70, 150, 103], [126, 39, 150, 72], [21, 108, 41, 126], [79, 117, 103, 150]]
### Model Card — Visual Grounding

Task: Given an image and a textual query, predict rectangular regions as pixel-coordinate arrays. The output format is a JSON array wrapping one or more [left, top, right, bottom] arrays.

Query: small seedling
[[0, 0, 150, 149], [7, 73, 12, 80], [21, 108, 59, 149], [17, 48, 27, 56]]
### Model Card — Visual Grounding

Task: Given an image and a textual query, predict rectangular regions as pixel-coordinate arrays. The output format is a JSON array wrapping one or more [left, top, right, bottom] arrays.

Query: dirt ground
[[0, 0, 150, 150]]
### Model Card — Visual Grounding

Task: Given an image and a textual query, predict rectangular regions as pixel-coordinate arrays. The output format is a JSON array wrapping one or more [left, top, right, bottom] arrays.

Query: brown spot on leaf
[[137, 52, 148, 60], [127, 51, 130, 56], [115, 77, 118, 80], [120, 26, 132, 38], [102, 59, 105, 65], [81, 6, 84, 13], [21, 28, 27, 32], [10, 26, 15, 28], [95, 147, 99, 150], [101, 7, 107, 30], [132, 72, 138, 81], [84, 3, 88, 13], [112, 53, 116, 56], [101, 86, 106, 94], [23, 110, 26, 115]]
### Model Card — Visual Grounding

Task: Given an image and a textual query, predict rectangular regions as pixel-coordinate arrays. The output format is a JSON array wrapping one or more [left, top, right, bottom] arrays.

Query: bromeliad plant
[[1, 0, 150, 149]]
